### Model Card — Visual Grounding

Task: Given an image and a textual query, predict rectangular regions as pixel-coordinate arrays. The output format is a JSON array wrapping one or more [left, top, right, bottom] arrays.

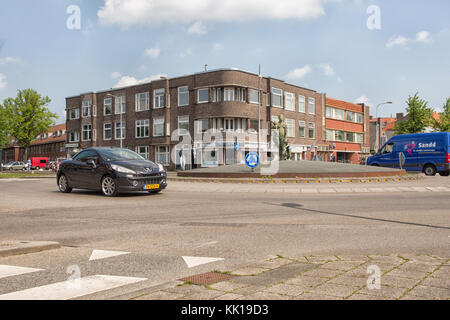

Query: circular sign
[[245, 152, 260, 168]]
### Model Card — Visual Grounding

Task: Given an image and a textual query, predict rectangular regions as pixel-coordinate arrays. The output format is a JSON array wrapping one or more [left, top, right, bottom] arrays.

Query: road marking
[[89, 250, 130, 261], [182, 256, 224, 268], [0, 275, 147, 300], [194, 241, 218, 249], [0, 265, 43, 279]]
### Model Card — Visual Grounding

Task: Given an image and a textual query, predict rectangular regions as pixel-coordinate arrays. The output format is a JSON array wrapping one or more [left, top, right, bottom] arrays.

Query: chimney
[[204, 64, 208, 72]]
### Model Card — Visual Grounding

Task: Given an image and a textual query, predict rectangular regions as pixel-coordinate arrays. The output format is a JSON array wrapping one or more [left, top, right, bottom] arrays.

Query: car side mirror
[[87, 159, 97, 168]]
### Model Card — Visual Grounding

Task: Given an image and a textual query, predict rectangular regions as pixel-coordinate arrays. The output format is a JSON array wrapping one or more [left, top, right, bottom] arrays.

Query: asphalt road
[[0, 176, 449, 299]]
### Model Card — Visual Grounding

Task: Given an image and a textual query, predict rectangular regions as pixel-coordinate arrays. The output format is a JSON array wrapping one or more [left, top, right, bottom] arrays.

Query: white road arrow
[[182, 256, 224, 268], [89, 250, 130, 261]]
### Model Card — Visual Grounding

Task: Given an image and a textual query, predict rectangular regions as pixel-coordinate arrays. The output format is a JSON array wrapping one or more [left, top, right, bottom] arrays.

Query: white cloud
[[113, 74, 167, 88], [180, 48, 193, 57], [0, 73, 6, 89], [354, 95, 372, 106], [139, 65, 148, 72], [145, 47, 160, 58], [188, 21, 207, 35], [111, 71, 122, 79], [318, 63, 336, 77], [0, 56, 21, 65], [286, 65, 312, 80], [212, 43, 224, 51], [386, 31, 432, 48], [98, 0, 326, 26]]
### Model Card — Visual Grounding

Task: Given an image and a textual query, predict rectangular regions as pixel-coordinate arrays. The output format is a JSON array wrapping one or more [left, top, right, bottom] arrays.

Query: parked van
[[29, 157, 49, 170], [367, 132, 450, 176]]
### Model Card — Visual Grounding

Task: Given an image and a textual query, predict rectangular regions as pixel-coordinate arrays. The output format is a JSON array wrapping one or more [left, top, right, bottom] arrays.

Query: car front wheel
[[58, 174, 72, 193], [101, 175, 118, 197]]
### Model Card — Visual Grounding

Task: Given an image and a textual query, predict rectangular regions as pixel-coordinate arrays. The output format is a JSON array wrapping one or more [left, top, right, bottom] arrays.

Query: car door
[[76, 150, 102, 189], [68, 150, 92, 186]]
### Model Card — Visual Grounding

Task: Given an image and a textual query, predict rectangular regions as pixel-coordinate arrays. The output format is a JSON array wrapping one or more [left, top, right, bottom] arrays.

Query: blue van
[[367, 132, 450, 176]]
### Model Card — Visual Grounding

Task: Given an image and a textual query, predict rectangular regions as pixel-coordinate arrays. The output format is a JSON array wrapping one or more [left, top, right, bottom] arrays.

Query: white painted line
[[411, 187, 430, 192], [300, 189, 318, 194], [194, 241, 218, 249], [0, 275, 147, 300], [0, 265, 43, 279], [182, 256, 224, 269], [89, 250, 130, 261]]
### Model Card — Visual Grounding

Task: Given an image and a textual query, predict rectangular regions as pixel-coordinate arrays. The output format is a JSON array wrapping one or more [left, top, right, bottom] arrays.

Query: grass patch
[[0, 172, 55, 179]]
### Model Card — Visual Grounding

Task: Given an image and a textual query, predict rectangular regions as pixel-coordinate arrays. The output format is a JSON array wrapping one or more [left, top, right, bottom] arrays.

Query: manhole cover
[[180, 272, 234, 285]]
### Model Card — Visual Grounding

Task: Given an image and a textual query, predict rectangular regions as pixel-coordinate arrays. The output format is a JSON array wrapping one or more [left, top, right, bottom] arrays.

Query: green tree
[[394, 93, 434, 135], [433, 98, 450, 132], [1, 89, 57, 161], [272, 114, 291, 160], [0, 104, 10, 148]]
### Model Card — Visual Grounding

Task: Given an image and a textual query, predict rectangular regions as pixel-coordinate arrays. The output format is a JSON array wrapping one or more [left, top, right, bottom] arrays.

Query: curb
[[0, 241, 61, 258], [168, 175, 421, 184]]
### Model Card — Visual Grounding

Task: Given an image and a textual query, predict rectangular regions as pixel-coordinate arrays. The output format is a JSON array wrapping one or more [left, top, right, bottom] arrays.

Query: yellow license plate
[[144, 184, 160, 190]]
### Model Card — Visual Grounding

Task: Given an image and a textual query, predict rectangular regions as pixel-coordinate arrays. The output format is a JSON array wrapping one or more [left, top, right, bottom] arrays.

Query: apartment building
[[324, 97, 371, 164], [65, 68, 326, 170]]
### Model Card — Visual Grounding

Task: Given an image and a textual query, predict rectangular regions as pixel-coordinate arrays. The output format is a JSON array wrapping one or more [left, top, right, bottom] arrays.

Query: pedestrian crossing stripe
[[0, 265, 43, 279]]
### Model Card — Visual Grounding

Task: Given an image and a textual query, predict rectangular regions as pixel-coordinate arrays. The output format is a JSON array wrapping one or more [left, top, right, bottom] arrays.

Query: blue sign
[[245, 152, 260, 168], [234, 142, 239, 151]]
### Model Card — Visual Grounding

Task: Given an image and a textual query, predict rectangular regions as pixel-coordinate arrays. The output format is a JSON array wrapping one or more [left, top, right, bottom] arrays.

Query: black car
[[57, 148, 167, 197]]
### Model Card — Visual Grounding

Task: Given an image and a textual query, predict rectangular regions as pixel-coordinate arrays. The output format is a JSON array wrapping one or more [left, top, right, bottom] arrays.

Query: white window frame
[[224, 88, 235, 102], [104, 98, 113, 116], [69, 108, 80, 120], [196, 119, 209, 133], [285, 92, 295, 111], [298, 95, 306, 113], [271, 88, 283, 108], [153, 117, 165, 137], [156, 145, 170, 165], [82, 101, 92, 118], [82, 124, 92, 141], [236, 88, 246, 102], [115, 121, 126, 140], [326, 106, 334, 118], [224, 118, 235, 132], [154, 89, 165, 109], [178, 86, 189, 107], [136, 146, 149, 160], [298, 121, 306, 138], [178, 116, 190, 135], [136, 119, 150, 138], [115, 96, 126, 115], [308, 97, 315, 115], [326, 129, 334, 141], [346, 111, 355, 122], [249, 89, 260, 104], [135, 92, 150, 112], [198, 88, 209, 104], [103, 123, 112, 141], [286, 119, 295, 138], [212, 88, 222, 102], [356, 113, 364, 124], [69, 131, 80, 143], [308, 122, 315, 139]]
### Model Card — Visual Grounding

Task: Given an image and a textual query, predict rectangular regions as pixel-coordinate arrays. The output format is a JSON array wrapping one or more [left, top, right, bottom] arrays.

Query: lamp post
[[375, 101, 393, 151], [257, 64, 262, 160], [106, 93, 123, 149]]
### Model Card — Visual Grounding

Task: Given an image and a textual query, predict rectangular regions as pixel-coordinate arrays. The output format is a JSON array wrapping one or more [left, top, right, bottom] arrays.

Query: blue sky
[[1, 0, 449, 123]]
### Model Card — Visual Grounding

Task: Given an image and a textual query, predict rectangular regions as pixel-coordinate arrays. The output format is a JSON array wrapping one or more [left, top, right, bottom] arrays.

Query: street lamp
[[375, 101, 393, 151], [257, 64, 262, 160], [106, 93, 123, 149]]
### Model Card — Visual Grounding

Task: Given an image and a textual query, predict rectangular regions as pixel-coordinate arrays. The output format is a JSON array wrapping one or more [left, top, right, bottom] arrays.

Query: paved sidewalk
[[131, 254, 449, 300]]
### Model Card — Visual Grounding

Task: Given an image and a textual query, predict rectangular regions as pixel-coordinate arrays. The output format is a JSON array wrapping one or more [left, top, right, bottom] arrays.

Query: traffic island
[[0, 241, 60, 257], [177, 161, 406, 180]]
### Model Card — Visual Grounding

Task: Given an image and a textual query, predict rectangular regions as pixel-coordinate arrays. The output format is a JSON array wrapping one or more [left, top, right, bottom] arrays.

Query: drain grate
[[180, 272, 234, 285]]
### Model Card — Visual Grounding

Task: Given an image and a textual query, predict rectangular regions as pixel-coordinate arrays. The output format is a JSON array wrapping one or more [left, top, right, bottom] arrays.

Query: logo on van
[[404, 142, 416, 155], [418, 142, 436, 149]]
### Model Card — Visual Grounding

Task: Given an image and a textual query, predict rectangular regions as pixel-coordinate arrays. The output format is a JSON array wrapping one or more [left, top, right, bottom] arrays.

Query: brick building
[[65, 68, 328, 170], [1, 124, 67, 163], [324, 97, 371, 164]]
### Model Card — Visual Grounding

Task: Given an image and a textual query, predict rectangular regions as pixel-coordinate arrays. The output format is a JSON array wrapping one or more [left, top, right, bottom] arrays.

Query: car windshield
[[97, 149, 145, 161], [6, 161, 14, 165]]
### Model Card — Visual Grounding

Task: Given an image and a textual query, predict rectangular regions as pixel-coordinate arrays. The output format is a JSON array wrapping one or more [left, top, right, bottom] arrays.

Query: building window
[[195, 119, 209, 133], [272, 88, 283, 108], [115, 96, 126, 114], [308, 122, 315, 139], [69, 131, 80, 142], [266, 93, 270, 106], [153, 117, 165, 137], [335, 109, 345, 120], [326, 129, 334, 141], [212, 88, 222, 102], [249, 89, 260, 104], [298, 121, 306, 138], [346, 111, 355, 122], [356, 133, 364, 143], [136, 119, 150, 138], [136, 146, 149, 160], [198, 88, 209, 104], [69, 108, 80, 120], [82, 124, 92, 141], [241, 119, 247, 131], [154, 89, 165, 108], [356, 113, 364, 123], [178, 116, 189, 134], [236, 88, 246, 102], [82, 101, 92, 117], [224, 88, 235, 101], [115, 122, 125, 140], [285, 92, 295, 111], [104, 98, 113, 115], [136, 92, 149, 112], [326, 106, 333, 118], [104, 123, 112, 140], [346, 132, 354, 142], [178, 86, 189, 106], [308, 97, 315, 115], [286, 119, 295, 138], [224, 118, 235, 131], [298, 95, 305, 113], [335, 130, 345, 142], [156, 146, 170, 165]]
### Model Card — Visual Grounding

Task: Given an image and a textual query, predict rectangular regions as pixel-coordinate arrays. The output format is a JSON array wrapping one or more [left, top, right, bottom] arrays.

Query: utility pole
[[257, 64, 261, 160]]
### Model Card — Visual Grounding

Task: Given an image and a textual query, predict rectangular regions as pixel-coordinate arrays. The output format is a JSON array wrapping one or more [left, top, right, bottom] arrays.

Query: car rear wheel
[[58, 174, 72, 193], [423, 164, 437, 176], [101, 176, 118, 197], [439, 172, 449, 177]]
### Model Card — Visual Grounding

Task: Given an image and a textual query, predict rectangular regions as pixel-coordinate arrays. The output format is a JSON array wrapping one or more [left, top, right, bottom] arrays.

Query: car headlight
[[111, 164, 136, 174], [157, 163, 165, 172]]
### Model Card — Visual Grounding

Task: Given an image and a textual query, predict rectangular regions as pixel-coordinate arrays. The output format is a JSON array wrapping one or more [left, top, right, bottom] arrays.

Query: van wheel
[[58, 174, 72, 193], [439, 172, 449, 177], [423, 165, 437, 176]]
